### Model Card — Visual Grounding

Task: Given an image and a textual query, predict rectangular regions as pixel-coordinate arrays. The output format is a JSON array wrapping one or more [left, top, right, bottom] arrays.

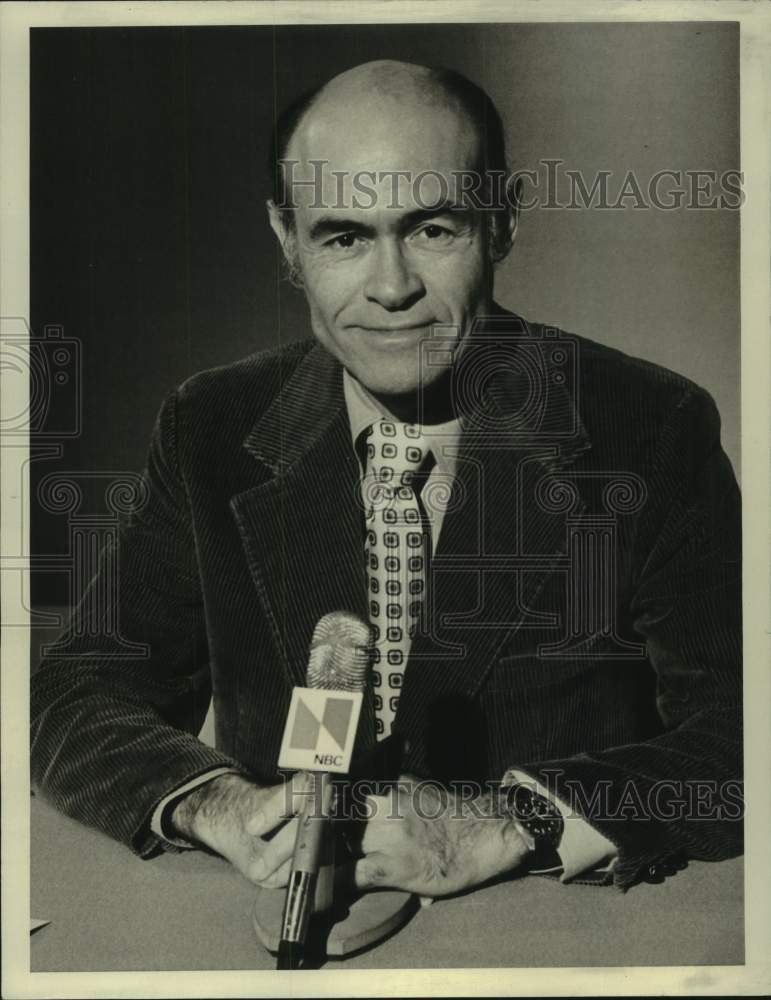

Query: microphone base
[[254, 887, 418, 959]]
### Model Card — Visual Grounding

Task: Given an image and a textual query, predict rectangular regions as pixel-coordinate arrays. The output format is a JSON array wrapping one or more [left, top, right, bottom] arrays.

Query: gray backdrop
[[31, 21, 740, 603]]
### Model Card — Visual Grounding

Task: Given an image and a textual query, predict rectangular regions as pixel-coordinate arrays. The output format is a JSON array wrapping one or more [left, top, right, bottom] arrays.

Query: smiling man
[[267, 61, 494, 416], [31, 60, 742, 901]]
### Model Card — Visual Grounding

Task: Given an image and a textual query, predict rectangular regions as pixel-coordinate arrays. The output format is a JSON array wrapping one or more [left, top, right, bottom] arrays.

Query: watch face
[[506, 784, 565, 847]]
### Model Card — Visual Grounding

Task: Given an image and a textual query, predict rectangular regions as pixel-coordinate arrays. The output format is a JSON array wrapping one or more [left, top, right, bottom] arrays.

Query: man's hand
[[351, 777, 530, 897], [170, 771, 312, 888]]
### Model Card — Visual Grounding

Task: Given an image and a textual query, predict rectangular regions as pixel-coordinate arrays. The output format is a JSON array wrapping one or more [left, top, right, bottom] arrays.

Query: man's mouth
[[352, 322, 437, 337]]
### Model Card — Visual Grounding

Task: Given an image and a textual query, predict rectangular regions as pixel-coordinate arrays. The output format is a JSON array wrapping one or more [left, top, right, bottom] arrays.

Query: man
[[31, 60, 742, 898]]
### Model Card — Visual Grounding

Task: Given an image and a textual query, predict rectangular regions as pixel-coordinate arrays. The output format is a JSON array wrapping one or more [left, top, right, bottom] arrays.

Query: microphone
[[277, 611, 371, 970]]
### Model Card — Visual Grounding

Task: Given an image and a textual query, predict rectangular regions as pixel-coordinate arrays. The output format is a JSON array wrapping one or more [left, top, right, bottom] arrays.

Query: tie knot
[[365, 420, 429, 484]]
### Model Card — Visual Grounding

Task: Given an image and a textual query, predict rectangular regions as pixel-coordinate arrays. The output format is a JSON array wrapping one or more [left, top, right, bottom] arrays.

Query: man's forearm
[[150, 767, 241, 847], [170, 772, 261, 847]]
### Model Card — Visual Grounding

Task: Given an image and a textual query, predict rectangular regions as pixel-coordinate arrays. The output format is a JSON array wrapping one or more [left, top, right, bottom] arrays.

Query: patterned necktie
[[363, 420, 431, 740]]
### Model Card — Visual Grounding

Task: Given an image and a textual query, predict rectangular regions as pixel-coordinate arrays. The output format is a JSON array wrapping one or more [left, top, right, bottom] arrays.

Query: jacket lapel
[[394, 322, 592, 757], [230, 345, 370, 707]]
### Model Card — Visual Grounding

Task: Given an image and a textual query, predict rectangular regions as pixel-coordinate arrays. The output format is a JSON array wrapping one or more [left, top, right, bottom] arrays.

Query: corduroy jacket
[[31, 312, 743, 891]]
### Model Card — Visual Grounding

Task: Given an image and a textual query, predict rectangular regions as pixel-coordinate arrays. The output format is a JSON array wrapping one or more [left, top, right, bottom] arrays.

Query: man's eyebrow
[[307, 217, 376, 241], [307, 203, 472, 242], [400, 203, 472, 228]]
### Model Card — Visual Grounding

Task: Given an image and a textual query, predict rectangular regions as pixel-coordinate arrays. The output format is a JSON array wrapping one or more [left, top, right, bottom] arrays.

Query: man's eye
[[416, 224, 453, 242], [327, 233, 360, 249]]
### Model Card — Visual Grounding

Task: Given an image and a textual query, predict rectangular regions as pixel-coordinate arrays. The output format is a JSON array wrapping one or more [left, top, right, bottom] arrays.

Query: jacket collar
[[242, 341, 346, 475], [242, 311, 591, 479]]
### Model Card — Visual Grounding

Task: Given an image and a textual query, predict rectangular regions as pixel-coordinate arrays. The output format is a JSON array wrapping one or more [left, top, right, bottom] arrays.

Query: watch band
[[502, 782, 565, 872]]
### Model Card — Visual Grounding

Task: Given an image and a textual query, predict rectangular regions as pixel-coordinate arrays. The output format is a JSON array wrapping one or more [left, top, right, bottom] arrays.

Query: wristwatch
[[501, 782, 565, 873]]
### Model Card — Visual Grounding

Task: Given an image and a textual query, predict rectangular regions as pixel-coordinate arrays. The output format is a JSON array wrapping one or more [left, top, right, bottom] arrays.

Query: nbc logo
[[278, 687, 363, 772]]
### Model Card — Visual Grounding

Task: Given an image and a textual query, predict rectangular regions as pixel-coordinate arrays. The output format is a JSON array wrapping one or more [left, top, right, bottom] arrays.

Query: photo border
[[2, 2, 769, 996]]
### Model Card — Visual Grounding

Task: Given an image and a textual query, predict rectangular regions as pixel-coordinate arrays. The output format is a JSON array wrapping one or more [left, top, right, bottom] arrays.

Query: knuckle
[[258, 851, 278, 876], [363, 858, 389, 886], [247, 859, 267, 884], [295, 770, 313, 791]]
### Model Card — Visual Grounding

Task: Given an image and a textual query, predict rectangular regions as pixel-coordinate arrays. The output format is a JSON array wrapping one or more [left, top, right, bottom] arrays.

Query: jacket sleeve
[[517, 385, 743, 890], [31, 390, 245, 857]]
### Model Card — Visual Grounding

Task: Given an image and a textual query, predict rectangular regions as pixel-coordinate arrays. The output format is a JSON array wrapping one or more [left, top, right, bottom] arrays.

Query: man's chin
[[350, 373, 423, 399], [348, 364, 457, 417]]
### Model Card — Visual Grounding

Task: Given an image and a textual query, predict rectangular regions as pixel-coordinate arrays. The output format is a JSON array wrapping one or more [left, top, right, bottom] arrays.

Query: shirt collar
[[342, 368, 462, 478]]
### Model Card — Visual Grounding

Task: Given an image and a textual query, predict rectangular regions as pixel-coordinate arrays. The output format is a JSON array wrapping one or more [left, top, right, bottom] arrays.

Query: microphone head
[[306, 612, 371, 692]]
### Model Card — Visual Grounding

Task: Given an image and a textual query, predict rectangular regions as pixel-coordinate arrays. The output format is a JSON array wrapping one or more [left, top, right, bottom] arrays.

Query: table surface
[[30, 795, 744, 972]]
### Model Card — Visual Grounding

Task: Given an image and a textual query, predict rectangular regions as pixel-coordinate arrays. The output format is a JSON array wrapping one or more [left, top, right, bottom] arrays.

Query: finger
[[247, 816, 298, 883], [246, 771, 313, 836], [334, 857, 377, 897], [352, 851, 398, 892], [256, 856, 293, 890]]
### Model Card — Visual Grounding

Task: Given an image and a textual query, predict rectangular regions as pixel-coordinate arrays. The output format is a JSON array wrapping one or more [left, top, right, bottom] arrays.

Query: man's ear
[[489, 177, 520, 264], [505, 176, 521, 247], [266, 199, 289, 244], [266, 200, 303, 287]]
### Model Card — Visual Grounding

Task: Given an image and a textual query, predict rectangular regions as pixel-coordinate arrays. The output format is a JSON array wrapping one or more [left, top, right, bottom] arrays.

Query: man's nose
[[363, 240, 425, 311]]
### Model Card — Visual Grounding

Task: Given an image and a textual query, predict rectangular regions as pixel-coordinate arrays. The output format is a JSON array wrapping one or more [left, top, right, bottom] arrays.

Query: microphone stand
[[276, 772, 335, 970]]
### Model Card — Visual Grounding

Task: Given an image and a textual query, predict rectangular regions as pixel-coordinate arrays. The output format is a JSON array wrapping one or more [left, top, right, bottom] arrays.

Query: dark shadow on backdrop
[[30, 23, 739, 606]]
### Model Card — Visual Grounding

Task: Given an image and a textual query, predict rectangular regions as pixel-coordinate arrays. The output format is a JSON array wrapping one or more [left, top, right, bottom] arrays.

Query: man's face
[[271, 94, 493, 400]]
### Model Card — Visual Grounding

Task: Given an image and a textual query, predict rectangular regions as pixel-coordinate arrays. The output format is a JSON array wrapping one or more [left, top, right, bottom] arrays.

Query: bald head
[[288, 60, 472, 161], [283, 62, 478, 201], [311, 59, 448, 109], [272, 59, 510, 209]]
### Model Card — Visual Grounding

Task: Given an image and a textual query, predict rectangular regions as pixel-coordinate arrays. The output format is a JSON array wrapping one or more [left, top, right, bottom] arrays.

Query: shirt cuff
[[502, 767, 618, 882], [150, 766, 241, 848]]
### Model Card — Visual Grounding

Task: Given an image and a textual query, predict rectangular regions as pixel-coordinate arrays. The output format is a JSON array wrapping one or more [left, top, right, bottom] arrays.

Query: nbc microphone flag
[[278, 687, 363, 772]]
